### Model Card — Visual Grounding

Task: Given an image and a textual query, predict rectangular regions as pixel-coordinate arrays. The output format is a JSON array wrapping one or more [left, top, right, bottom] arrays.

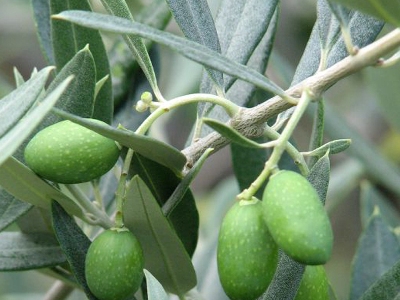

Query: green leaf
[[360, 181, 400, 231], [350, 208, 400, 300], [99, 0, 159, 99], [51, 0, 113, 123], [0, 231, 66, 271], [203, 118, 264, 148], [328, 0, 400, 27], [324, 103, 400, 198], [0, 157, 83, 218], [144, 269, 169, 300], [52, 109, 187, 175], [308, 100, 325, 167], [366, 63, 400, 133], [307, 152, 331, 205], [32, 0, 54, 64], [0, 189, 32, 232], [0, 76, 73, 166], [54, 11, 285, 97], [306, 139, 351, 158], [128, 153, 198, 256], [51, 201, 96, 300], [0, 66, 53, 138], [124, 176, 197, 296], [166, 0, 223, 89], [162, 148, 213, 216], [360, 259, 400, 299]]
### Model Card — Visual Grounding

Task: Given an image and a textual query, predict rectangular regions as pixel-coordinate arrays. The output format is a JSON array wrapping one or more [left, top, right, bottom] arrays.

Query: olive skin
[[85, 228, 144, 300], [262, 170, 333, 265], [217, 199, 278, 300], [295, 265, 329, 300], [24, 119, 120, 184]]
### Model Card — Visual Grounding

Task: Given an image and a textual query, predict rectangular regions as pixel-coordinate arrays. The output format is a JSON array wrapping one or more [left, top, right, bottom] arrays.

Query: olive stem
[[114, 148, 134, 228], [135, 93, 240, 135], [64, 184, 113, 228], [237, 89, 313, 200]]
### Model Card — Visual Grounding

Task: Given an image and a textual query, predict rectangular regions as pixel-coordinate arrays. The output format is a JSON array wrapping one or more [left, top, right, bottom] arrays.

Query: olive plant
[[1, 0, 400, 299]]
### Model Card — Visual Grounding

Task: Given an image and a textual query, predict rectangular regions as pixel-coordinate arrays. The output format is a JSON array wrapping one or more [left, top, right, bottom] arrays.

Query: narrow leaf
[[350, 208, 400, 299], [360, 181, 400, 232], [0, 76, 73, 166], [0, 231, 66, 271], [128, 153, 198, 257], [124, 176, 197, 296], [203, 118, 264, 148], [144, 269, 169, 300], [360, 259, 400, 300], [54, 11, 285, 97], [51, 0, 113, 123], [0, 157, 83, 218], [328, 0, 400, 27], [51, 201, 96, 299], [100, 0, 159, 98], [166, 0, 223, 89], [53, 109, 187, 175], [307, 151, 331, 205], [32, 0, 54, 64], [0, 189, 32, 232], [0, 66, 53, 138], [306, 139, 351, 157], [308, 100, 325, 167]]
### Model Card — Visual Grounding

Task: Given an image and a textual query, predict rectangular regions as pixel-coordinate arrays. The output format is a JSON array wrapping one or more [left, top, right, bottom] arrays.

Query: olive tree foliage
[[1, 0, 400, 299]]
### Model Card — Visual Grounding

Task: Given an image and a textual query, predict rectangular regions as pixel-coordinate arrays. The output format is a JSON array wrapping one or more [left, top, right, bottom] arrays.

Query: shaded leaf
[[203, 118, 264, 148], [0, 66, 53, 138], [350, 208, 400, 299], [51, 201, 96, 299], [166, 0, 223, 89], [0, 231, 66, 271], [124, 176, 197, 296], [0, 189, 32, 232], [32, 0, 54, 64], [128, 153, 198, 256], [0, 157, 83, 218], [0, 76, 73, 166], [53, 109, 186, 175], [54, 11, 285, 97], [308, 100, 325, 167], [99, 0, 159, 99], [328, 0, 400, 27], [144, 269, 169, 300], [360, 181, 400, 232]]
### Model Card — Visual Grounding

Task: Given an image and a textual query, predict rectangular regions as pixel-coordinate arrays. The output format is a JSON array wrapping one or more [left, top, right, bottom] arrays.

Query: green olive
[[262, 170, 333, 265], [24, 119, 120, 184], [85, 228, 144, 300], [217, 199, 278, 300]]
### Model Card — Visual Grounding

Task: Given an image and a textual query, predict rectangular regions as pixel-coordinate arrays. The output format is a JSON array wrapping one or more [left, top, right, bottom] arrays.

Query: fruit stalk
[[238, 89, 313, 200]]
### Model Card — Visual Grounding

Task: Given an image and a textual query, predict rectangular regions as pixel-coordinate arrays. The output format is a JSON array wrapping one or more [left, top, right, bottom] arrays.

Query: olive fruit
[[24, 119, 120, 184], [262, 170, 333, 265], [85, 228, 144, 300], [217, 199, 278, 300], [295, 265, 329, 300]]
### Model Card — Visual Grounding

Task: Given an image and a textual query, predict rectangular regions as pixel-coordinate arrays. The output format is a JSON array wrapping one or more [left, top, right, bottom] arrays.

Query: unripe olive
[[217, 199, 278, 300], [262, 170, 333, 265], [295, 265, 329, 300], [24, 119, 120, 184], [85, 228, 144, 300]]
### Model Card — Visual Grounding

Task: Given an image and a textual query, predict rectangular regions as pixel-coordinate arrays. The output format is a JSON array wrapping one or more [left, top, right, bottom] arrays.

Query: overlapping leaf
[[124, 176, 197, 296], [0, 189, 31, 232]]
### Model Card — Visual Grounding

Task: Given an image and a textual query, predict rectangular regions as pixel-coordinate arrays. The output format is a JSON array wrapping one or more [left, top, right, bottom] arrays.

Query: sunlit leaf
[[144, 269, 169, 300]]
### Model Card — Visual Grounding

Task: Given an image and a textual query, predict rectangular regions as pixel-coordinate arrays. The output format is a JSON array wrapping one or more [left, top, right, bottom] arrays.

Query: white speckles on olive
[[85, 229, 144, 300], [24, 119, 120, 184], [217, 200, 278, 300], [262, 170, 333, 265]]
